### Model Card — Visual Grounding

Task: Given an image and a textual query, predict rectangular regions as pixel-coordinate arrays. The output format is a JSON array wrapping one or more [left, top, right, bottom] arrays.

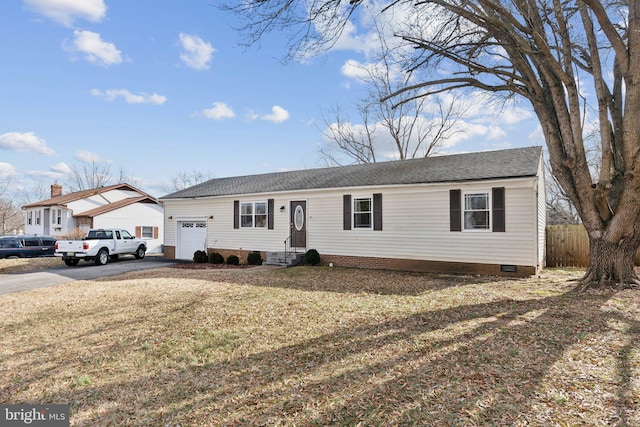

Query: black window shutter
[[373, 193, 383, 231], [267, 199, 274, 230], [343, 195, 352, 230], [492, 187, 505, 232], [450, 189, 461, 232], [233, 200, 239, 229]]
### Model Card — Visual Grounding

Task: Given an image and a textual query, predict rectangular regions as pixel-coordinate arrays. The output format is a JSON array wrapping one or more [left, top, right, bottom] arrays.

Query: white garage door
[[177, 221, 207, 260]]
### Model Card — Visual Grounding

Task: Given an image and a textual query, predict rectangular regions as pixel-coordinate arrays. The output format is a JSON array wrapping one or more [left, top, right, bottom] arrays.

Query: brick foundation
[[164, 245, 175, 259], [164, 246, 534, 277], [320, 254, 535, 277]]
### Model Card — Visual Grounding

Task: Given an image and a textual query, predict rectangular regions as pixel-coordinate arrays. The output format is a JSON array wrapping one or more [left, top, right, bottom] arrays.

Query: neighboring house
[[160, 146, 546, 276], [22, 183, 164, 253]]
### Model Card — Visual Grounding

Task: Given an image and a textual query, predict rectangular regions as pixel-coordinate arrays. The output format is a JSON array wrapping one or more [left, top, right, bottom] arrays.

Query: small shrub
[[193, 250, 208, 263], [247, 252, 263, 265], [208, 252, 224, 264], [304, 249, 321, 266], [226, 254, 240, 265]]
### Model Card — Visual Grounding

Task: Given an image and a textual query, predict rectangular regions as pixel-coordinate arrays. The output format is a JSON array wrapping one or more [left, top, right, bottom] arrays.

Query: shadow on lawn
[[116, 265, 501, 296], [8, 284, 638, 425]]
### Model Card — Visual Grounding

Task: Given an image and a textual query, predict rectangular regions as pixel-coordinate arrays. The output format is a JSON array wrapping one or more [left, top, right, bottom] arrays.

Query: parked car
[[55, 228, 146, 266], [0, 235, 57, 258], [0, 237, 24, 259]]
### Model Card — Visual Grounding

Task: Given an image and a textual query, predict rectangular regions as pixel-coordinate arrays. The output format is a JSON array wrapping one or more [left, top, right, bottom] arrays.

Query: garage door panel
[[177, 221, 207, 260]]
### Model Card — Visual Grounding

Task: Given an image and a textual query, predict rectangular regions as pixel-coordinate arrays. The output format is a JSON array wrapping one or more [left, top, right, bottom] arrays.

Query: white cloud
[[0, 132, 55, 156], [528, 125, 544, 142], [24, 0, 106, 26], [486, 125, 508, 140], [341, 59, 369, 81], [91, 89, 167, 105], [26, 162, 72, 181], [51, 162, 73, 174], [0, 163, 17, 179], [260, 105, 290, 123], [72, 30, 122, 66], [444, 91, 533, 125], [202, 102, 235, 120], [330, 20, 380, 54], [179, 33, 215, 70], [319, 2, 419, 60], [340, 58, 404, 84], [74, 150, 102, 163]]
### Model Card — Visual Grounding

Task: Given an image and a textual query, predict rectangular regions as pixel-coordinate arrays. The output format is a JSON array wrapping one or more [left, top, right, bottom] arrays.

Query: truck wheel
[[95, 249, 109, 265], [64, 259, 79, 266], [134, 245, 146, 259]]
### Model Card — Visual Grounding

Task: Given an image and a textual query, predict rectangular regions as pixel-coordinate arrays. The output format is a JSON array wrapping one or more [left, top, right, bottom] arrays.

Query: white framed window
[[52, 209, 62, 225], [353, 197, 372, 229], [240, 202, 267, 228], [463, 192, 490, 230], [142, 226, 154, 238], [27, 211, 33, 225], [35, 210, 41, 225]]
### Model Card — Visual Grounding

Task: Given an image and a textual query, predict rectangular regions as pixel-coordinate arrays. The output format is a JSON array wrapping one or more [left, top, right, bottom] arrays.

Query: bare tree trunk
[[581, 199, 640, 288], [583, 236, 640, 288]]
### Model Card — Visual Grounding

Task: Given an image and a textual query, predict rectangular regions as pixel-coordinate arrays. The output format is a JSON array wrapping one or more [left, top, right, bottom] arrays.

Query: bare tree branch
[[226, 0, 640, 285]]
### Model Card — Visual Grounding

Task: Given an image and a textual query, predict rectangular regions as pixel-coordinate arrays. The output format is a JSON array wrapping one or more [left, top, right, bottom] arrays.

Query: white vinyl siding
[[163, 176, 540, 268], [536, 158, 547, 268]]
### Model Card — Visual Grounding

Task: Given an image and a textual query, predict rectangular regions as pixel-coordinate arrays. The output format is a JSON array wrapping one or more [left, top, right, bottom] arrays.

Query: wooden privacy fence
[[546, 224, 640, 267]]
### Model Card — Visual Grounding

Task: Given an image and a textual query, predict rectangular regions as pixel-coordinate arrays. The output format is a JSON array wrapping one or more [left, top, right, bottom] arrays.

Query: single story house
[[160, 146, 545, 276], [22, 183, 164, 253]]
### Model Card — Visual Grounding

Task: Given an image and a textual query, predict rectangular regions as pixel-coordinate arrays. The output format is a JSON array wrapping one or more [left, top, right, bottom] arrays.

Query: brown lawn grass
[[1, 263, 639, 426], [0, 256, 60, 273]]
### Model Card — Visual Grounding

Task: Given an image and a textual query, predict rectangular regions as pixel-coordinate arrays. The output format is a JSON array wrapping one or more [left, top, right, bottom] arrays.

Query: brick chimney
[[51, 183, 62, 198]]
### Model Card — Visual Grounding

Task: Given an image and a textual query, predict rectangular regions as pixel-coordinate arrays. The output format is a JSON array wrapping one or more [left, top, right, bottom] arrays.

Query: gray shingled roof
[[160, 146, 542, 200]]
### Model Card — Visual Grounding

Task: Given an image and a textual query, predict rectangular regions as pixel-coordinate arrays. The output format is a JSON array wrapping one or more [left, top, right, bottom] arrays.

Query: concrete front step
[[265, 251, 304, 267]]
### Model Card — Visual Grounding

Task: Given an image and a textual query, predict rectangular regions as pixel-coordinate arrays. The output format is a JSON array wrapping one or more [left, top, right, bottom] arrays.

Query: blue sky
[[0, 0, 542, 199]]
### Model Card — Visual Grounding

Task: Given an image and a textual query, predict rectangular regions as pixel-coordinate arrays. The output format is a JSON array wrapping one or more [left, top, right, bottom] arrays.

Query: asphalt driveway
[[0, 255, 180, 295]]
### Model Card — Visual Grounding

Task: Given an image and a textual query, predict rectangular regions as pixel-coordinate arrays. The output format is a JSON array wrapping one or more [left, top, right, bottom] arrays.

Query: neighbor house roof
[[74, 196, 160, 218], [22, 183, 156, 209], [161, 146, 543, 200]]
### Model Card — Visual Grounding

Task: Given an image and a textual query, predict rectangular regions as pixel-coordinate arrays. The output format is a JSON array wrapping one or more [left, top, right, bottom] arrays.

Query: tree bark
[[581, 224, 640, 289]]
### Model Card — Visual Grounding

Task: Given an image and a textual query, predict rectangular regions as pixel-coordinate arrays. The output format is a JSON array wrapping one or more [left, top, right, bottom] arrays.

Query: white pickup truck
[[55, 228, 147, 266]]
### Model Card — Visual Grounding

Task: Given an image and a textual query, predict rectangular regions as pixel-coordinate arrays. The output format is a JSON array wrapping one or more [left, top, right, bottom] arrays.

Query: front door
[[290, 201, 306, 248], [43, 208, 50, 235]]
